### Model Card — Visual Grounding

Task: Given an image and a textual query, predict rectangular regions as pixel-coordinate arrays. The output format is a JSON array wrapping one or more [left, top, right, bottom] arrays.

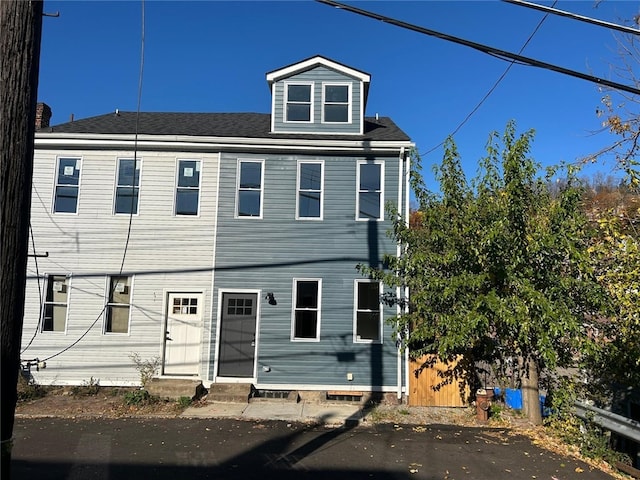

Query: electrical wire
[[20, 223, 44, 354], [316, 0, 640, 96], [422, 1, 557, 156], [502, 0, 640, 36], [41, 0, 146, 363]]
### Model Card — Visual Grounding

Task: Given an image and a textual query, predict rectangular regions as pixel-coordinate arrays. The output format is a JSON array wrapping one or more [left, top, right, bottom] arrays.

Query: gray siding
[[22, 149, 218, 385], [211, 152, 402, 391], [272, 66, 363, 135]]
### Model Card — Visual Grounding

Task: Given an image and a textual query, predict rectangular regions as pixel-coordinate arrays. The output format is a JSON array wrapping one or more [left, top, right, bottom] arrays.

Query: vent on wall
[[253, 390, 291, 400]]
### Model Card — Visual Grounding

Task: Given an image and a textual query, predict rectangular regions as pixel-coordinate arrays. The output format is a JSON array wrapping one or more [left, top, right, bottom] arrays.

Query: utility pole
[[1, 1, 44, 478]]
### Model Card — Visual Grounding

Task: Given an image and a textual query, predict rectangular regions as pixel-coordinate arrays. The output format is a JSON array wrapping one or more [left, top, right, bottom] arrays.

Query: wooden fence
[[408, 355, 470, 407]]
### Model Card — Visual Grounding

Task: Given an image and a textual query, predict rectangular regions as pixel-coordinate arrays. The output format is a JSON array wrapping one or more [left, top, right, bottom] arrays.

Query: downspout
[[396, 147, 405, 401], [404, 148, 411, 399]]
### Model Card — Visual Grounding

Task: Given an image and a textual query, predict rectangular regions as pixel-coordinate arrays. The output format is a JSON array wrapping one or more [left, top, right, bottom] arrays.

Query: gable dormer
[[266, 56, 370, 135]]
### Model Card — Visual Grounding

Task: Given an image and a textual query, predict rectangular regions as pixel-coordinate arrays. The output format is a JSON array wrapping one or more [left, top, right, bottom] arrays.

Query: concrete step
[[207, 383, 253, 403], [146, 378, 203, 400]]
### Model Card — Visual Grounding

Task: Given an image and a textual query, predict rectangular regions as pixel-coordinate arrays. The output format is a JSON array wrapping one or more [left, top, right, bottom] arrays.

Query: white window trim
[[321, 82, 352, 124], [103, 275, 133, 335], [52, 156, 82, 215], [353, 279, 383, 344], [356, 160, 385, 221], [284, 81, 314, 124], [296, 160, 324, 220], [291, 278, 322, 342], [174, 158, 202, 216], [40, 273, 70, 334], [235, 158, 265, 219], [113, 157, 142, 216]]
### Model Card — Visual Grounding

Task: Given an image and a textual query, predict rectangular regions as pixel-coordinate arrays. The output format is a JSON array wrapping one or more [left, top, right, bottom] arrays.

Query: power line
[[316, 0, 640, 96], [502, 0, 640, 36], [423, 1, 557, 156], [20, 224, 44, 354]]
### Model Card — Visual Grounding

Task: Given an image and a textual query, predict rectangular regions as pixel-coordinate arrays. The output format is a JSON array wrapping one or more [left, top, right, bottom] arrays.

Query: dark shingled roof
[[38, 112, 411, 142]]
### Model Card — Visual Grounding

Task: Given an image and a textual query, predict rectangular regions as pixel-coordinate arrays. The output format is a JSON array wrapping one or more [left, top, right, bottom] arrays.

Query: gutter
[[34, 133, 413, 154]]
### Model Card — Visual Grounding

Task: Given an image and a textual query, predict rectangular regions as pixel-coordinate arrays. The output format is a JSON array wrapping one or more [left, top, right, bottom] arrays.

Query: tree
[[1, 1, 43, 477], [582, 180, 640, 400], [363, 121, 606, 424], [585, 15, 640, 188]]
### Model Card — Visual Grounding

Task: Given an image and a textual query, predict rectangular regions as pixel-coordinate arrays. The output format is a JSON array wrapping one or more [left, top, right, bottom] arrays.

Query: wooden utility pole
[[1, 1, 44, 478]]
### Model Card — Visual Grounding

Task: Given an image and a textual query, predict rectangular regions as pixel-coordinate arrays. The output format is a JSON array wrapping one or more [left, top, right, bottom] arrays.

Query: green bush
[[123, 389, 155, 406], [544, 378, 630, 465], [177, 396, 192, 408]]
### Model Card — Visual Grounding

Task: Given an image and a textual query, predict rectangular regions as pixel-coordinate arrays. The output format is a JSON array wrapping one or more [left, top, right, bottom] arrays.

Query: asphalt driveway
[[11, 417, 614, 479]]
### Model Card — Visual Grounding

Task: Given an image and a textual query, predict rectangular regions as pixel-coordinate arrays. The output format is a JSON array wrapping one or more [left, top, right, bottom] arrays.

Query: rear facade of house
[[21, 56, 413, 400]]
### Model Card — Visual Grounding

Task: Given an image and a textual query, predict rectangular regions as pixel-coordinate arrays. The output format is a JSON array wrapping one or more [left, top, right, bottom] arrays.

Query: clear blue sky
[[38, 1, 639, 190]]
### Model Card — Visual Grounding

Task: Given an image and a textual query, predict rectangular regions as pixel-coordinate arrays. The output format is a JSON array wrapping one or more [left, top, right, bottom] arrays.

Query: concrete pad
[[302, 403, 364, 425], [180, 402, 247, 418], [241, 402, 304, 421]]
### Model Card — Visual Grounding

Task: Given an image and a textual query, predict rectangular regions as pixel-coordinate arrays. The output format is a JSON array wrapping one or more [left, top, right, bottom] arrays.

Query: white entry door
[[163, 293, 202, 375]]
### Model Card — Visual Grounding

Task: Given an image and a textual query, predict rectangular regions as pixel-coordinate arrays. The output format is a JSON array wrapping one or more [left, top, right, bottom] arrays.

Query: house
[[22, 56, 414, 402]]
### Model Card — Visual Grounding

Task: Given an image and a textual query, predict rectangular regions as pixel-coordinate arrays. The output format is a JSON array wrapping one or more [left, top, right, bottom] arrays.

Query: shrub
[[16, 370, 46, 402], [544, 377, 630, 465], [129, 353, 160, 387], [177, 396, 192, 408], [123, 389, 155, 406]]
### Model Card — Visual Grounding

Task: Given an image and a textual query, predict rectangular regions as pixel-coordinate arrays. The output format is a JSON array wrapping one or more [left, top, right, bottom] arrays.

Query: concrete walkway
[[181, 400, 366, 425]]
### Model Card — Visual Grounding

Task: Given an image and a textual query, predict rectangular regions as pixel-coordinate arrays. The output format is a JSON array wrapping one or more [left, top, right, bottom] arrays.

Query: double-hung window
[[354, 280, 382, 343], [105, 275, 132, 334], [54, 157, 81, 213], [285, 83, 312, 122], [297, 161, 323, 219], [323, 84, 350, 123], [357, 161, 384, 220], [236, 160, 264, 218], [292, 279, 321, 341], [41, 274, 69, 332], [175, 159, 201, 215], [115, 158, 141, 214]]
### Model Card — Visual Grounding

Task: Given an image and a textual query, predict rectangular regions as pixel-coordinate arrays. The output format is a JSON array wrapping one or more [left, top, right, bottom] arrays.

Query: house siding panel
[[272, 66, 363, 135], [210, 151, 401, 391], [22, 149, 218, 385]]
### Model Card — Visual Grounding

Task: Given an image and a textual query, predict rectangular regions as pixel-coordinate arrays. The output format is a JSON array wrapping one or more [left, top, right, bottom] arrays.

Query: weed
[[83, 377, 100, 395], [129, 353, 161, 387], [398, 408, 410, 415], [177, 396, 192, 408], [16, 371, 46, 402], [70, 377, 100, 397], [489, 403, 503, 420], [123, 389, 157, 406]]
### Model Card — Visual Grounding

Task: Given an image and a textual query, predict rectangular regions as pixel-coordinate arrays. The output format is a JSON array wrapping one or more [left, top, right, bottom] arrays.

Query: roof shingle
[[38, 112, 410, 142]]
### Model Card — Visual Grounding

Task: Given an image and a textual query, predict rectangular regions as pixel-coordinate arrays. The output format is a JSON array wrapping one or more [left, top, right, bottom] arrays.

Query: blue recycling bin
[[493, 387, 549, 416]]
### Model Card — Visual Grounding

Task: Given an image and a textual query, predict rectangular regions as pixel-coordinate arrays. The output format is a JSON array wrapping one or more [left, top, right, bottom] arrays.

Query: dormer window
[[267, 56, 370, 134], [285, 83, 313, 122], [323, 84, 350, 123]]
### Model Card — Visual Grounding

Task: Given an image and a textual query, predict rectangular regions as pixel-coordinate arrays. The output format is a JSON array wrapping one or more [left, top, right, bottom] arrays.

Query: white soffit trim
[[266, 56, 370, 84]]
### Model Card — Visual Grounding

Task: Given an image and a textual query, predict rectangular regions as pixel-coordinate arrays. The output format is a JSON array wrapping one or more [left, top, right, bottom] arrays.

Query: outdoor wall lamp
[[265, 292, 277, 305]]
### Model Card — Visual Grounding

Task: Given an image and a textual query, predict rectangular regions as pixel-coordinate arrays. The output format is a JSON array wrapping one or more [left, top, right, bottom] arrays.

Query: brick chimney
[[35, 102, 52, 129]]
